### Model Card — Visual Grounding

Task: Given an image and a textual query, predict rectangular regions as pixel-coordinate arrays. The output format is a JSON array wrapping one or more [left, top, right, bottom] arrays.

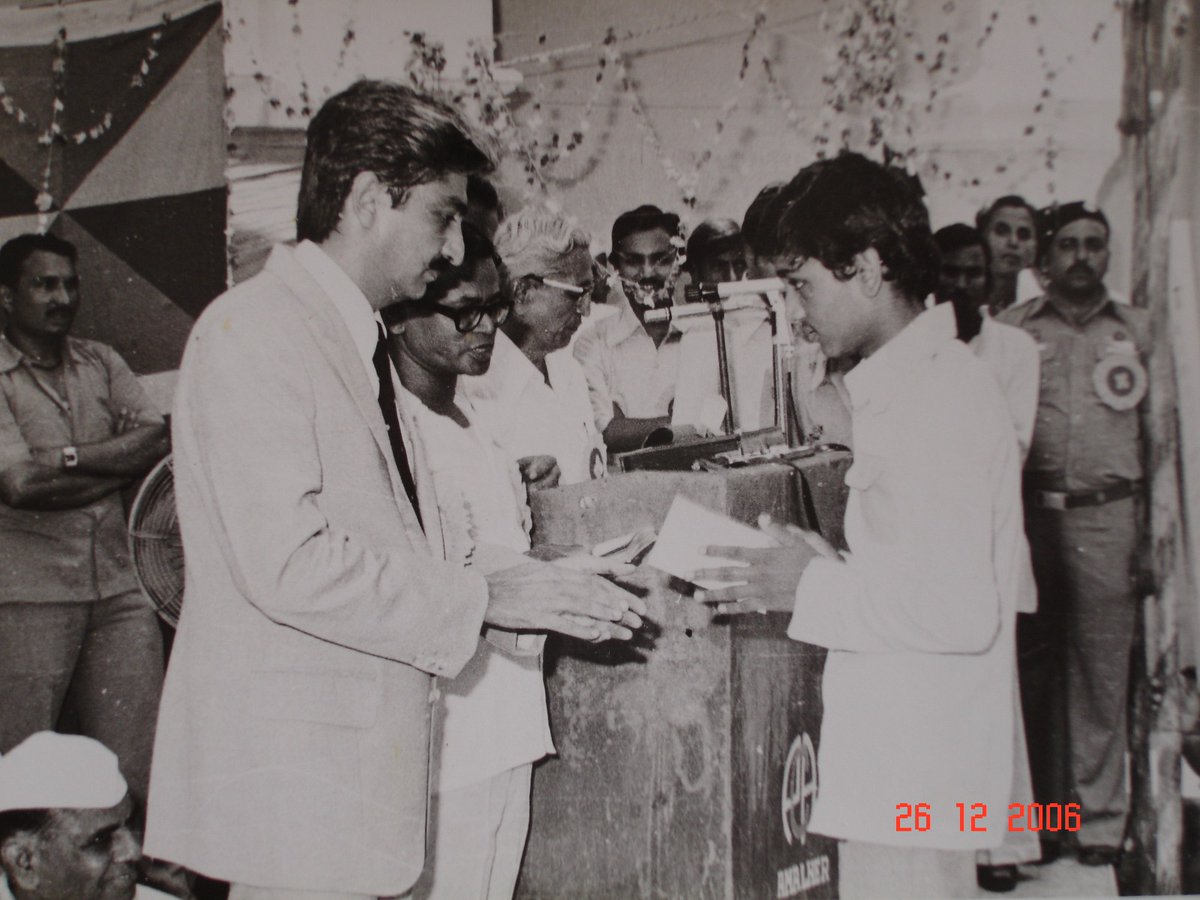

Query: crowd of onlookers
[[0, 76, 1147, 900]]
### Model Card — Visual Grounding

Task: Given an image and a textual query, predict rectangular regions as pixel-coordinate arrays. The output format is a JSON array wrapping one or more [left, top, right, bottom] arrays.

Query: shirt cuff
[[786, 554, 855, 645]]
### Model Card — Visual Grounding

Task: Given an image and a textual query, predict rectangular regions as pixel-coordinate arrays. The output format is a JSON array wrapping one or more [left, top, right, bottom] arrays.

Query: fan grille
[[128, 456, 184, 627]]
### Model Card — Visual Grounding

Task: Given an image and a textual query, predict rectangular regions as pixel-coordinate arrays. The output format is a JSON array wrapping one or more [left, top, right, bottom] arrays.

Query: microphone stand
[[647, 278, 801, 446]]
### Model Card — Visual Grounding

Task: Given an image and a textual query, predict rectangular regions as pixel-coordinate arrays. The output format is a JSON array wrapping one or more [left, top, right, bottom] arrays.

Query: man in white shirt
[[574, 205, 684, 451], [696, 154, 1027, 899]]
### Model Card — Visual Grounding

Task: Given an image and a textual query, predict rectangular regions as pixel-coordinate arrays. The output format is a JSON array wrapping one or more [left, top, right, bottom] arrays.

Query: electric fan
[[127, 455, 184, 627]]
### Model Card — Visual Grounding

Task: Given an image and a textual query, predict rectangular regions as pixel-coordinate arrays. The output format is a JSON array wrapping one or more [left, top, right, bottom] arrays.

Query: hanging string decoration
[[2, 16, 175, 230], [216, 0, 1129, 211]]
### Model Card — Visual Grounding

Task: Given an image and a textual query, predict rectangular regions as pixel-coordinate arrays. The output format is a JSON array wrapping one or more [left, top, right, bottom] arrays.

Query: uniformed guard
[[998, 201, 1148, 869]]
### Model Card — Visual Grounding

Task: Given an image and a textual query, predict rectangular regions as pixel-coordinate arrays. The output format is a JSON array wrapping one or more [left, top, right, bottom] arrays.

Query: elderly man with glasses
[[461, 206, 608, 486]]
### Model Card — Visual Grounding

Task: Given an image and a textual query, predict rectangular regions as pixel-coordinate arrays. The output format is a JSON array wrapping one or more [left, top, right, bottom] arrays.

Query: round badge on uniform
[[1093, 354, 1147, 411]]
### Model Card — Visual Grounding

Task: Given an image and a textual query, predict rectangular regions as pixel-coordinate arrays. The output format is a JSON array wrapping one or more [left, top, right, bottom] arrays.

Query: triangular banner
[[67, 18, 224, 209], [0, 160, 39, 217], [55, 214, 199, 374], [58, 3, 222, 203], [69, 186, 227, 321]]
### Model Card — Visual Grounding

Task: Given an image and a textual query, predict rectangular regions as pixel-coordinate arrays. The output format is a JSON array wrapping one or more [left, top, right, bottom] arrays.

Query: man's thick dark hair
[[0, 233, 77, 290], [776, 153, 939, 302], [467, 175, 502, 217], [296, 80, 494, 244], [684, 218, 743, 277], [934, 223, 986, 259], [741, 182, 786, 257]]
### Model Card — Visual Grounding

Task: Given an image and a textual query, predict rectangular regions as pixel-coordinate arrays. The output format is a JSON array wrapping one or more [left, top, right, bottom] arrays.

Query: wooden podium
[[519, 452, 851, 900]]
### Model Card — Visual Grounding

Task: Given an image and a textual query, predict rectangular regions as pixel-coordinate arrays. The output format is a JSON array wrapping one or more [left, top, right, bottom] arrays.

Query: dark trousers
[[0, 589, 164, 806], [1018, 496, 1138, 849]]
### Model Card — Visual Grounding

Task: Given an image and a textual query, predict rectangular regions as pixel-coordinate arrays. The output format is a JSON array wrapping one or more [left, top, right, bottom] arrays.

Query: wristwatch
[[61, 446, 79, 469]]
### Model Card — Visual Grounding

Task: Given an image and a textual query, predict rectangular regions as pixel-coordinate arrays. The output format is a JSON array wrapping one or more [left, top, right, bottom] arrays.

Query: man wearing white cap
[[0, 732, 174, 900]]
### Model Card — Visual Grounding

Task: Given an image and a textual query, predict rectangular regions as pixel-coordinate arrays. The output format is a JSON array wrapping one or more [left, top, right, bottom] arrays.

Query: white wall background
[[223, 0, 1132, 292], [492, 0, 1128, 289]]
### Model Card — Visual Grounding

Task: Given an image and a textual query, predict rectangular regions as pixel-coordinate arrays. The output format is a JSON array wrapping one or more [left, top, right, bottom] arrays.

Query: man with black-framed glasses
[[574, 204, 685, 452], [386, 226, 641, 900]]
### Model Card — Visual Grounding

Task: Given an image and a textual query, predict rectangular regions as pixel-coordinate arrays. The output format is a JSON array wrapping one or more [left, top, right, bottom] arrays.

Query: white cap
[[0, 732, 127, 812]]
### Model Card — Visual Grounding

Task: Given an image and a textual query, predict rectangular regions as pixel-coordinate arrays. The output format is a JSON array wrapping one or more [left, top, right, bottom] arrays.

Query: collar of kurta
[[470, 328, 531, 399], [484, 328, 578, 398], [843, 300, 956, 414]]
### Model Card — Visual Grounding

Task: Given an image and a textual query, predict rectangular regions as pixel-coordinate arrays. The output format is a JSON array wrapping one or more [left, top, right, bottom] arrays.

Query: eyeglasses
[[420, 296, 513, 333], [524, 273, 595, 302]]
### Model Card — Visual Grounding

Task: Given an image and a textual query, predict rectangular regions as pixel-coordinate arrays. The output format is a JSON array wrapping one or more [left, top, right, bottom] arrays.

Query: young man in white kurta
[[696, 155, 1026, 899]]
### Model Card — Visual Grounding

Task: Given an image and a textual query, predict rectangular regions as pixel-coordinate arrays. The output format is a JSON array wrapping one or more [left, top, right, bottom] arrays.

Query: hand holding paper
[[645, 496, 778, 590], [656, 504, 824, 614]]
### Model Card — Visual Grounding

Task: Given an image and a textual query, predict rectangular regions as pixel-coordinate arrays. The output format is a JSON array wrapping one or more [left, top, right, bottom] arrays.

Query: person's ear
[[855, 247, 885, 297], [0, 285, 13, 315], [509, 281, 531, 310], [345, 171, 389, 232], [1, 833, 42, 891]]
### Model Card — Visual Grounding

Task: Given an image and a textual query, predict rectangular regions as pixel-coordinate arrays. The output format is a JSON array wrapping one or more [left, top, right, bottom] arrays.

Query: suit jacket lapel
[[394, 398, 450, 561], [263, 246, 429, 544]]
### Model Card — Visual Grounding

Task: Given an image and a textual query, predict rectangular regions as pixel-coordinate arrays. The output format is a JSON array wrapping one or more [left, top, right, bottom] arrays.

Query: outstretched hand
[[693, 514, 823, 615], [484, 559, 646, 642]]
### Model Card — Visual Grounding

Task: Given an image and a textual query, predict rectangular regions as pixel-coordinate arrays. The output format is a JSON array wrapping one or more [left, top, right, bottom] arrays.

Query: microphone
[[643, 298, 762, 323], [690, 277, 787, 300], [643, 278, 787, 323]]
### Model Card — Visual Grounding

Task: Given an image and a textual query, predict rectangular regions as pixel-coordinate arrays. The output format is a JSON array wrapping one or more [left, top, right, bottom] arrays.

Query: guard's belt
[[1024, 477, 1142, 511]]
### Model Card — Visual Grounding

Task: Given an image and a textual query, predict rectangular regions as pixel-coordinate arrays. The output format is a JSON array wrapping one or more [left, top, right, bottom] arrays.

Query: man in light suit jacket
[[145, 81, 642, 900]]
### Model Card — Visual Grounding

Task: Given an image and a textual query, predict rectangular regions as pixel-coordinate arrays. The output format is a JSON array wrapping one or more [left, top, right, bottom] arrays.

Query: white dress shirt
[[573, 290, 682, 433], [398, 387, 555, 792], [788, 302, 1027, 849], [294, 239, 418, 469], [461, 330, 606, 485]]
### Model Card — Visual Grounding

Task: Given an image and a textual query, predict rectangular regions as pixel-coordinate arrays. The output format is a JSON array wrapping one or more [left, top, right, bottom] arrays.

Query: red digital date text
[[894, 802, 1081, 833]]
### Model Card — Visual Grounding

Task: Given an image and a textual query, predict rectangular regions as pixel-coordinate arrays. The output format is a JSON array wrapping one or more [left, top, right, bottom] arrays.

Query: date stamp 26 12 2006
[[895, 802, 1082, 834]]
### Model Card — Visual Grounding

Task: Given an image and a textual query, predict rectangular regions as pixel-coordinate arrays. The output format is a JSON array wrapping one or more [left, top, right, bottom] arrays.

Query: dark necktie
[[372, 324, 423, 530]]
